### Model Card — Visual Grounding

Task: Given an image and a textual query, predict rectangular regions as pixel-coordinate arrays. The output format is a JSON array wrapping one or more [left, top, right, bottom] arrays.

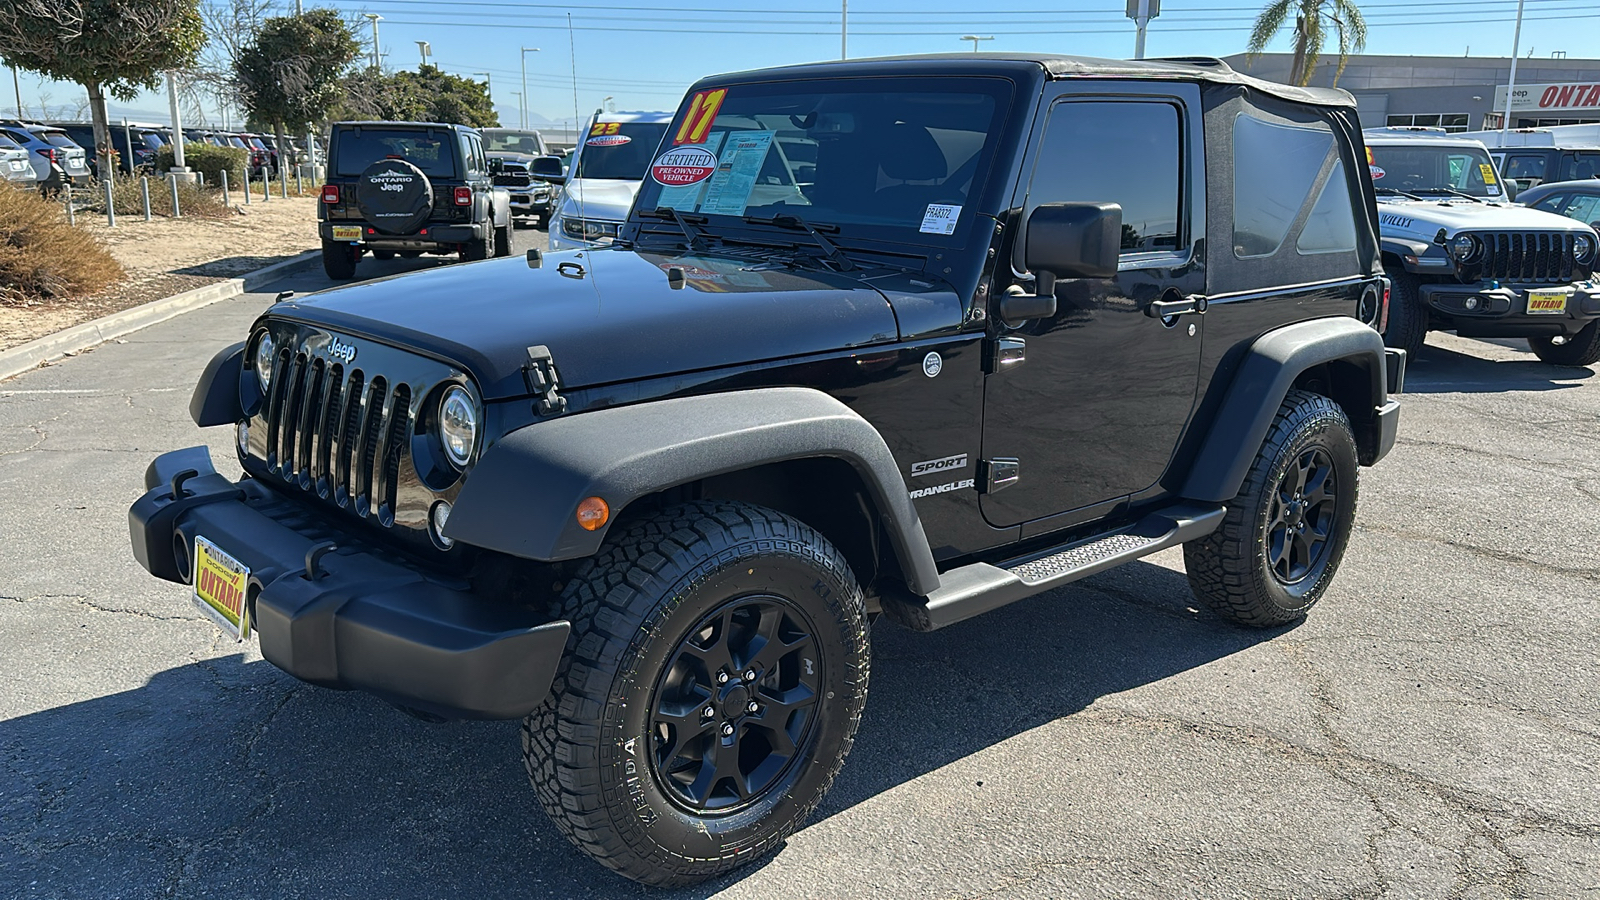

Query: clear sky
[[3, 0, 1592, 128]]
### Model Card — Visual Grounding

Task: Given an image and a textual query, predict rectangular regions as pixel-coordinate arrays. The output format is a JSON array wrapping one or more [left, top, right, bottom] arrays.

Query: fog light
[[576, 496, 610, 532], [1464, 296, 1480, 310], [431, 500, 454, 548], [236, 419, 249, 454]]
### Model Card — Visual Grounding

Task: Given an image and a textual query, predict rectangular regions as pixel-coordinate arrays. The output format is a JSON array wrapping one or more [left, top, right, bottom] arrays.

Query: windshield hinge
[[523, 345, 568, 416]]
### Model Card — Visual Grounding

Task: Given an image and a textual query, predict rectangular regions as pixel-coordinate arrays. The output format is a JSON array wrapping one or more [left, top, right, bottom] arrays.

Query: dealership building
[[1222, 53, 1600, 132]]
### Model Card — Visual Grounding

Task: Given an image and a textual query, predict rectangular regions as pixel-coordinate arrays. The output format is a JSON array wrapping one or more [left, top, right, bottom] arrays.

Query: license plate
[[1527, 291, 1568, 315], [193, 536, 250, 640], [331, 225, 362, 241], [7, 161, 22, 171]]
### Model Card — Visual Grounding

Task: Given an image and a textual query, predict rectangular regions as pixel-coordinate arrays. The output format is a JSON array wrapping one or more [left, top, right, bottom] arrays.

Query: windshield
[[574, 122, 669, 180], [334, 129, 458, 177], [1368, 143, 1501, 197], [634, 77, 1009, 242], [484, 130, 544, 155]]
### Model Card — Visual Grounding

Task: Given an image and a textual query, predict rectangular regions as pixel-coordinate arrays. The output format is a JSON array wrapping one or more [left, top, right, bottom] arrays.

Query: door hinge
[[982, 457, 1020, 494], [523, 344, 568, 416], [991, 336, 1026, 371]]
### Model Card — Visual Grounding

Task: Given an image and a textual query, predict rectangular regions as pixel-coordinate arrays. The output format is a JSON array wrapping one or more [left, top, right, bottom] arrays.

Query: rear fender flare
[[1181, 317, 1388, 502], [445, 387, 942, 595]]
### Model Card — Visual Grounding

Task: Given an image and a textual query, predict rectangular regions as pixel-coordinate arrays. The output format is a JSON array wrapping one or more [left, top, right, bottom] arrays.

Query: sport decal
[[675, 88, 728, 145], [650, 146, 718, 186], [910, 453, 968, 478], [587, 134, 631, 147]]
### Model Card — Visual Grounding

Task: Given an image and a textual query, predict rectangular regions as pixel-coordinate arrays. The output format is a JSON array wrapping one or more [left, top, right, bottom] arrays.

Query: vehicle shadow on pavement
[[0, 559, 1274, 899], [1402, 343, 1594, 394]]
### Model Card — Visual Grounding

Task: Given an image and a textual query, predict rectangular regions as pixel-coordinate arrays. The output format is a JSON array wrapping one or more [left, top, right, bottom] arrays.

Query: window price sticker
[[920, 204, 961, 235]]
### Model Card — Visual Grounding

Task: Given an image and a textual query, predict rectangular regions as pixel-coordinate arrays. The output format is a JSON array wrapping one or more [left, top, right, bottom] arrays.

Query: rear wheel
[[460, 229, 492, 262], [1382, 269, 1428, 360], [524, 500, 869, 886], [493, 222, 512, 258], [1528, 321, 1600, 367], [320, 239, 358, 280], [1185, 389, 1359, 627]]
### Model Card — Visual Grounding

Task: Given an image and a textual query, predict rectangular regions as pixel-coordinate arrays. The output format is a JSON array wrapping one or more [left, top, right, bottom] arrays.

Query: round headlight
[[253, 331, 275, 392], [1451, 233, 1479, 262], [439, 386, 478, 468], [1574, 233, 1595, 264]]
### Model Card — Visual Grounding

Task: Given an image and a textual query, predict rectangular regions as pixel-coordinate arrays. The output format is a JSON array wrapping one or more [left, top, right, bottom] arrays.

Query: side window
[[1232, 114, 1336, 258], [1562, 194, 1600, 227], [1296, 159, 1358, 254], [1026, 100, 1182, 255], [1530, 193, 1567, 213], [1563, 153, 1600, 181], [1503, 155, 1547, 182], [461, 135, 478, 174]]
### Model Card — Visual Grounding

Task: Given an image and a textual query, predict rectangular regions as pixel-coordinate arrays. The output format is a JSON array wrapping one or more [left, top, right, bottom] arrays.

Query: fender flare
[[445, 387, 942, 595], [190, 341, 246, 427], [1180, 317, 1388, 503]]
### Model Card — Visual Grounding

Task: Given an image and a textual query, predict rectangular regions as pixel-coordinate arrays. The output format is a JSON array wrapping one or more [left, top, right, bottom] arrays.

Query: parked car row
[[0, 119, 329, 189]]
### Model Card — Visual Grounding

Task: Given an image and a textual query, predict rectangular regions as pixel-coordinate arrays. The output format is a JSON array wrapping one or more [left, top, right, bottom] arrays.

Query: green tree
[[0, 0, 205, 177], [1246, 0, 1367, 87], [340, 65, 499, 129], [233, 9, 359, 167]]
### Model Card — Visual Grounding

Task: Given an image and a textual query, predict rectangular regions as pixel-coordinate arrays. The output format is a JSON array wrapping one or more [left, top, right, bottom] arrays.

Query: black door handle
[[1147, 294, 1208, 318]]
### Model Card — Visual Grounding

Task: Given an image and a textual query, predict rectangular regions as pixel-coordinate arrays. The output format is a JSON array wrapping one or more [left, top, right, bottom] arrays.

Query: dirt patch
[[0, 195, 319, 352]]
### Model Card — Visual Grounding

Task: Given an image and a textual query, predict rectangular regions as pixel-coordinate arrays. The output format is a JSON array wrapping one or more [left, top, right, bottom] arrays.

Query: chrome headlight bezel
[[438, 385, 479, 470], [1450, 233, 1480, 263], [252, 330, 276, 392], [1573, 232, 1595, 265]]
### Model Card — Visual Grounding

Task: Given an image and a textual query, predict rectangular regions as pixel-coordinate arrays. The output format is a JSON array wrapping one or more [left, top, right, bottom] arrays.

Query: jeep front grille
[[1474, 232, 1578, 283], [262, 348, 412, 526]]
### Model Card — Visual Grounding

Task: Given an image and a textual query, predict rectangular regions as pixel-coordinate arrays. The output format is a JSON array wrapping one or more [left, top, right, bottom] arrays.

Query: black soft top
[[696, 53, 1354, 110]]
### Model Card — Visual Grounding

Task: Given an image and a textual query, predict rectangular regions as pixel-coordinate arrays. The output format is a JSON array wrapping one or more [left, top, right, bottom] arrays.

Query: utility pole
[[1501, 0, 1527, 131], [1126, 0, 1160, 60], [9, 62, 20, 118], [416, 41, 431, 69], [960, 35, 994, 52], [841, 0, 847, 60], [364, 14, 382, 71], [521, 47, 540, 130], [166, 71, 193, 182]]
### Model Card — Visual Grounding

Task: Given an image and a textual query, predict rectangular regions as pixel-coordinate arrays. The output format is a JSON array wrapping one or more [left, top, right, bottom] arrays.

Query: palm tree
[[1247, 0, 1368, 88]]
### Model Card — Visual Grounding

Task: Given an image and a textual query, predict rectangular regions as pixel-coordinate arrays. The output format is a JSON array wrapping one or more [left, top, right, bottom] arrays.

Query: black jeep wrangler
[[131, 55, 1402, 887], [317, 121, 513, 280]]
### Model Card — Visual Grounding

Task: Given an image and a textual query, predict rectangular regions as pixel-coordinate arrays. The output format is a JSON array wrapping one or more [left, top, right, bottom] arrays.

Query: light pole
[[960, 35, 994, 52], [475, 72, 492, 98], [603, 95, 614, 113], [415, 40, 431, 69], [363, 14, 382, 70], [1501, 0, 1527, 131], [510, 91, 522, 130], [1126, 0, 1160, 60], [841, 0, 847, 60], [9, 62, 21, 118], [520, 47, 540, 130]]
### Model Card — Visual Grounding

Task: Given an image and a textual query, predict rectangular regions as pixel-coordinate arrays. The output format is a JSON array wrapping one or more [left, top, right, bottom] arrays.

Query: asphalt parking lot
[[1, 244, 1597, 897]]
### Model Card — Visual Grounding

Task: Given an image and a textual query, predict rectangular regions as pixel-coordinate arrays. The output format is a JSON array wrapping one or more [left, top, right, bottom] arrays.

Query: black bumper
[[128, 447, 570, 720], [1421, 282, 1600, 336], [319, 221, 485, 246]]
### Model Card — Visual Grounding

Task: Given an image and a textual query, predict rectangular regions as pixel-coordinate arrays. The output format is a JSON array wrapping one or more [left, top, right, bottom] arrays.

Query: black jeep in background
[[318, 121, 512, 280]]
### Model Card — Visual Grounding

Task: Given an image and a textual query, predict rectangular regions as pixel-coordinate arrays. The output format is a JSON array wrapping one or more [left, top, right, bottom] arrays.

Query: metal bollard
[[170, 174, 181, 218], [280, 167, 288, 199], [243, 170, 251, 205], [221, 168, 230, 206], [64, 187, 74, 225], [104, 180, 116, 227], [198, 170, 205, 187], [263, 169, 270, 202], [141, 176, 151, 221], [295, 169, 303, 196]]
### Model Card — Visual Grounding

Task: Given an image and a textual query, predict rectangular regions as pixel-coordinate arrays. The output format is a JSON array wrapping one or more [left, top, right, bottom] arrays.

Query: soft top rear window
[[335, 128, 459, 177]]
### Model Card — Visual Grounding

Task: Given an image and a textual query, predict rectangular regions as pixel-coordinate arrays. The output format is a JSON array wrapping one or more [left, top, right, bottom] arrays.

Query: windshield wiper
[[1409, 187, 1484, 203], [1375, 186, 1424, 201], [742, 213, 856, 272], [639, 206, 709, 250]]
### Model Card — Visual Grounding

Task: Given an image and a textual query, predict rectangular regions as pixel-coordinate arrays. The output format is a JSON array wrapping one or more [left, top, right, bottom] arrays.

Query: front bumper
[[1421, 281, 1600, 336], [319, 221, 486, 248], [508, 191, 551, 214], [128, 446, 570, 720]]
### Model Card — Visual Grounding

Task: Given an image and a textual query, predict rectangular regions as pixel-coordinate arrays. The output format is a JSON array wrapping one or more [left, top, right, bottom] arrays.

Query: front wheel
[[1528, 320, 1600, 367], [1185, 389, 1359, 627], [320, 239, 358, 280], [524, 501, 869, 886]]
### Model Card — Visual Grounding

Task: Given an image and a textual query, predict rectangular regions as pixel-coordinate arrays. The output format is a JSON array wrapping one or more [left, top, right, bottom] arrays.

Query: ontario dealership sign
[[1494, 82, 1600, 114]]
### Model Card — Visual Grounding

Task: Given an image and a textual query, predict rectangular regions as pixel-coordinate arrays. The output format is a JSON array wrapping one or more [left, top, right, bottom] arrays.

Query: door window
[[1561, 194, 1600, 226], [1024, 100, 1181, 256], [1560, 152, 1600, 181], [1503, 155, 1547, 182], [1530, 192, 1567, 213]]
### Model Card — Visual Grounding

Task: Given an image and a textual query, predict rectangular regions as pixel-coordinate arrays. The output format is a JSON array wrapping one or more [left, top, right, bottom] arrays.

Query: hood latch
[[523, 345, 568, 416]]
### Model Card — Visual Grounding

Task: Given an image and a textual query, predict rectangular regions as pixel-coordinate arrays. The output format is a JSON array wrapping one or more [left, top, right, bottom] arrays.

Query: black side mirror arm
[[998, 271, 1057, 325]]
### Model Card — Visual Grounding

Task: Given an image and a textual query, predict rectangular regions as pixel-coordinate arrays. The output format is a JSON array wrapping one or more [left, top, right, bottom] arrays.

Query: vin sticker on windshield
[[920, 204, 961, 235]]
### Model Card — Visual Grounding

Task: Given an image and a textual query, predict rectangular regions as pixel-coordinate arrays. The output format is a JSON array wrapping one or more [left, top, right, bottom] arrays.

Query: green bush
[[153, 142, 248, 188]]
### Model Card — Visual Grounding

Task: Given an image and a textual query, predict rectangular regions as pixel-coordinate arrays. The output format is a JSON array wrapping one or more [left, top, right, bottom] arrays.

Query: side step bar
[[884, 502, 1225, 632]]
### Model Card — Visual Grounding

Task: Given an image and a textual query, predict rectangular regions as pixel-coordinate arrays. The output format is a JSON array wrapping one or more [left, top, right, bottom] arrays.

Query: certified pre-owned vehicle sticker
[[920, 203, 961, 235], [651, 146, 719, 186], [908, 478, 974, 499], [910, 453, 968, 478], [587, 134, 632, 147], [1369, 165, 1385, 180]]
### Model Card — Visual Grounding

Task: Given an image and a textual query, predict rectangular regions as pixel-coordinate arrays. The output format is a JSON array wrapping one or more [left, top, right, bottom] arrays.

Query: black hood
[[268, 249, 902, 399]]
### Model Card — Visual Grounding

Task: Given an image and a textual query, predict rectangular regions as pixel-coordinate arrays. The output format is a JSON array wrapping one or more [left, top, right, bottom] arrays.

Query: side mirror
[[488, 157, 504, 174], [1503, 179, 1520, 202], [531, 155, 566, 184], [1000, 202, 1122, 325]]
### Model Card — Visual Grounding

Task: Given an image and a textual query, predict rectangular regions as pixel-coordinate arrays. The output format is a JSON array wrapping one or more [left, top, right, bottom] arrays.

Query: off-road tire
[[493, 222, 512, 258], [320, 239, 358, 280], [523, 500, 869, 887], [1528, 320, 1600, 367], [460, 230, 492, 262], [1382, 269, 1428, 360], [371, 248, 396, 261], [1185, 389, 1359, 627]]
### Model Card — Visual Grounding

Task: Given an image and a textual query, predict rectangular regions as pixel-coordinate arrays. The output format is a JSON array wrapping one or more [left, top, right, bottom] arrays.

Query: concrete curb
[[0, 250, 319, 384]]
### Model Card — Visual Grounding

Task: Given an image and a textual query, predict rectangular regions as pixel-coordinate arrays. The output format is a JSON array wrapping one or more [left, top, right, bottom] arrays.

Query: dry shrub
[[102, 176, 235, 219], [0, 179, 125, 305]]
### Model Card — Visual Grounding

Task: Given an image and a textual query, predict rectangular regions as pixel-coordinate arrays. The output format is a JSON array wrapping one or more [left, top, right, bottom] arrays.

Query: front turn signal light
[[576, 497, 610, 531]]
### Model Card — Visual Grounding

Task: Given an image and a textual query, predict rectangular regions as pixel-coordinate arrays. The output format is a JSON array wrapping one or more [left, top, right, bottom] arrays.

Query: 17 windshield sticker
[[697, 130, 775, 217]]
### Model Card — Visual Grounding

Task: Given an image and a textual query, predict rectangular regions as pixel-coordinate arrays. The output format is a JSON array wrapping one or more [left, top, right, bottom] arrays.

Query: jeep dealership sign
[[1494, 82, 1600, 114]]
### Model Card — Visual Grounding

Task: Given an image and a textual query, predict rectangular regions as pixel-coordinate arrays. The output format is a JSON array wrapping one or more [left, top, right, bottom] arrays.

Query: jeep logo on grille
[[326, 337, 357, 365]]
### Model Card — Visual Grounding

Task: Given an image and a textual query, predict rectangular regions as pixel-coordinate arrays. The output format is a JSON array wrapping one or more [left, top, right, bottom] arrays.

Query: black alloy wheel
[[1265, 447, 1339, 585], [649, 596, 821, 813]]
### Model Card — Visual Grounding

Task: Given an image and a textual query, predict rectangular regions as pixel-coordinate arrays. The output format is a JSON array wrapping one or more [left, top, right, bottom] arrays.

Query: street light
[[1125, 0, 1160, 60], [603, 95, 615, 113], [960, 35, 994, 52], [363, 14, 382, 70], [475, 72, 492, 98], [510, 91, 523, 129], [415, 40, 431, 69], [520, 47, 541, 130]]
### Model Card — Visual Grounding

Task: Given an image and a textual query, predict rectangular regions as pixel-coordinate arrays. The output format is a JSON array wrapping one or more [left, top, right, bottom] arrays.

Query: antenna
[[569, 13, 588, 234]]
